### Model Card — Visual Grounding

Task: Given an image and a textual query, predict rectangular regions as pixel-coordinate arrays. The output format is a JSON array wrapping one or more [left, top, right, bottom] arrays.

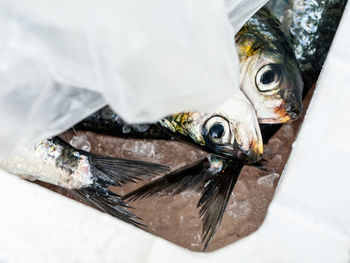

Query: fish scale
[[267, 0, 347, 87]]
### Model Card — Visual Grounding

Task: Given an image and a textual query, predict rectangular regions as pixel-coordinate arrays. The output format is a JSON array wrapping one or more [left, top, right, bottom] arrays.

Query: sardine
[[0, 137, 169, 225], [77, 100, 264, 164], [236, 7, 304, 124]]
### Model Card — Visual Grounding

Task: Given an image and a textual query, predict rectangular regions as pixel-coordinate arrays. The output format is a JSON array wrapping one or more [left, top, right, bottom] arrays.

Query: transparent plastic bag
[[226, 0, 270, 32], [0, 0, 267, 157]]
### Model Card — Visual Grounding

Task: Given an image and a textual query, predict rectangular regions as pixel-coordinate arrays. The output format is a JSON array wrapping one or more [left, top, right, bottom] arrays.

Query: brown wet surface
[[39, 85, 315, 252]]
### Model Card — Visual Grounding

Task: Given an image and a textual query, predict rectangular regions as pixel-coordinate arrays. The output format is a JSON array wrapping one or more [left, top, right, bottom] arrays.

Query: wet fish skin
[[267, 0, 347, 87], [0, 137, 170, 225], [236, 7, 304, 124], [0, 137, 94, 189]]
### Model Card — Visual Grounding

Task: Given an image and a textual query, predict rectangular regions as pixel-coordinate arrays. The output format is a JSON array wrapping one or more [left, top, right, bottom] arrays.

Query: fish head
[[239, 48, 303, 124], [160, 92, 263, 163], [236, 9, 304, 124]]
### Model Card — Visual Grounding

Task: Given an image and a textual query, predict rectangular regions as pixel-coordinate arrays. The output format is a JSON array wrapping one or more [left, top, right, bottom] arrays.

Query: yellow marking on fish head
[[237, 38, 259, 59]]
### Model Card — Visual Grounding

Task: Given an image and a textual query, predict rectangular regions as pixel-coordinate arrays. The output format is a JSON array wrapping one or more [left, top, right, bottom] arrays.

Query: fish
[[267, 0, 347, 87], [77, 101, 264, 163], [0, 137, 170, 226], [236, 7, 304, 124]]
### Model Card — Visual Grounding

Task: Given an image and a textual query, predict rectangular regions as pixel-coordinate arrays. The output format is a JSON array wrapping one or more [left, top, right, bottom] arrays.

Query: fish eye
[[256, 64, 281, 92], [203, 116, 232, 145], [209, 124, 224, 139]]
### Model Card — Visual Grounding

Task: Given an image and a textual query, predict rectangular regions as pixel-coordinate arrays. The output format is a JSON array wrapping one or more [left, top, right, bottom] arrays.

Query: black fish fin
[[198, 161, 243, 251], [74, 154, 169, 226], [73, 184, 144, 227], [124, 157, 209, 201], [88, 154, 170, 187]]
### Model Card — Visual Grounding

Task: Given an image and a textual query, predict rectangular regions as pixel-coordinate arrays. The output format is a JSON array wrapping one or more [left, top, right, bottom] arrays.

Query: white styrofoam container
[[1, 4, 350, 263]]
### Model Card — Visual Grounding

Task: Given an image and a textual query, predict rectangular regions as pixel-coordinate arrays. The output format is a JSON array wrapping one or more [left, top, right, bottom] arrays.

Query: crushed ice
[[121, 141, 156, 158], [69, 134, 91, 152], [257, 173, 280, 187], [130, 123, 151, 133], [227, 200, 251, 218]]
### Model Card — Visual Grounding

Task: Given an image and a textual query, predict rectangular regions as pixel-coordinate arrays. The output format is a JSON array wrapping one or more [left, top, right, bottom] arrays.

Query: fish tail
[[74, 152, 170, 225], [73, 184, 145, 227]]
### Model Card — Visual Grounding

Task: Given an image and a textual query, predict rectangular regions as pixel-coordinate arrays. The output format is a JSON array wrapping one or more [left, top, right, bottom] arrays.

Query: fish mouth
[[258, 115, 290, 124], [258, 103, 302, 124], [251, 140, 263, 156], [235, 140, 263, 164], [207, 142, 262, 164], [274, 104, 292, 123]]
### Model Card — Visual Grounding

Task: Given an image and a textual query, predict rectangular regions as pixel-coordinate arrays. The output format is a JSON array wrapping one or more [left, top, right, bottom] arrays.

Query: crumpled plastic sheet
[[0, 0, 268, 158]]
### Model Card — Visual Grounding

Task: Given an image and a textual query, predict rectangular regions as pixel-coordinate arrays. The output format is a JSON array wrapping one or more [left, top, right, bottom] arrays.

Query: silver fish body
[[0, 138, 93, 189]]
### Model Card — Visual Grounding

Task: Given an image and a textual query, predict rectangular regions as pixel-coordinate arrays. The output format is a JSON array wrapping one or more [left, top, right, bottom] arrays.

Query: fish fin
[[88, 154, 170, 187], [198, 161, 243, 251], [124, 157, 209, 201], [73, 183, 144, 227], [124, 156, 243, 251], [77, 155, 169, 226]]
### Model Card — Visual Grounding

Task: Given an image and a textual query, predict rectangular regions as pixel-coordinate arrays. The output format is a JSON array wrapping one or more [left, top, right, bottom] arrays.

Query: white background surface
[[1, 4, 350, 263]]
